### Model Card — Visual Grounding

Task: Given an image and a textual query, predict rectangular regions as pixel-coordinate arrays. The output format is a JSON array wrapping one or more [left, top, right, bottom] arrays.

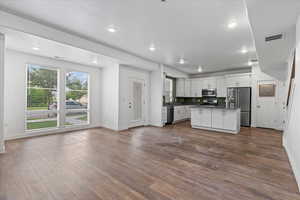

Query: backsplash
[[173, 97, 226, 105]]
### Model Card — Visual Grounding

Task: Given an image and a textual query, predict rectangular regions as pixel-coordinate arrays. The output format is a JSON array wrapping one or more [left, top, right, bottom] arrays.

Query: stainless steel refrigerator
[[227, 87, 251, 127]]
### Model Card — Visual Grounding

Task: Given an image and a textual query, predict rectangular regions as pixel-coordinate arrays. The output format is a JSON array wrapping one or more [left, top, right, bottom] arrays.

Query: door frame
[[255, 79, 278, 129], [128, 77, 146, 128]]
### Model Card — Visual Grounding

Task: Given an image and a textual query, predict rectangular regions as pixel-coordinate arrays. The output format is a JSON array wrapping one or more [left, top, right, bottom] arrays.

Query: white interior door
[[128, 78, 145, 128], [256, 80, 277, 129]]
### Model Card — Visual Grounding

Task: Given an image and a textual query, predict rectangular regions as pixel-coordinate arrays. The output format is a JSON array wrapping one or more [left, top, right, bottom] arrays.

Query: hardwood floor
[[1, 122, 299, 200]]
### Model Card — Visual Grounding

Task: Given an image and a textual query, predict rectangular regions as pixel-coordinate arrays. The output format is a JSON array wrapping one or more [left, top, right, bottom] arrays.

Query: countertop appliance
[[227, 87, 251, 127], [202, 89, 217, 97]]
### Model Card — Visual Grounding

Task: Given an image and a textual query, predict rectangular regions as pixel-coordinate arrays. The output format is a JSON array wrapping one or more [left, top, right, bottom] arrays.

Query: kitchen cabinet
[[216, 76, 226, 97], [191, 79, 202, 97], [174, 106, 191, 122], [191, 108, 211, 127], [202, 78, 217, 89], [211, 109, 223, 129], [191, 107, 241, 134], [225, 73, 252, 88], [184, 79, 192, 97], [176, 78, 185, 97], [223, 110, 239, 131]]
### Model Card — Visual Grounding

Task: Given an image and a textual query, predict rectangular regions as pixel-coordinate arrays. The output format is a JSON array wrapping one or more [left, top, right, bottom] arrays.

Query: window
[[26, 64, 58, 130], [65, 71, 89, 126]]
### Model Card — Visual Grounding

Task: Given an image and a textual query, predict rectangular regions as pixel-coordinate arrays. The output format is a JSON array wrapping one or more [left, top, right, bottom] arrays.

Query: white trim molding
[[0, 33, 5, 153]]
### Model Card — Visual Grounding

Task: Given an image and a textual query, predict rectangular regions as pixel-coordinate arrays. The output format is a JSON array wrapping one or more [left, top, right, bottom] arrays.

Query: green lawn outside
[[77, 115, 88, 121], [27, 107, 48, 111], [27, 120, 57, 130]]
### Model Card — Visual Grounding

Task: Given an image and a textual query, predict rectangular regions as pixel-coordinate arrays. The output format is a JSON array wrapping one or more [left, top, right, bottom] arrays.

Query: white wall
[[118, 65, 150, 130], [283, 15, 300, 191], [150, 65, 164, 127], [0, 33, 4, 152], [4, 49, 102, 139], [100, 61, 120, 131]]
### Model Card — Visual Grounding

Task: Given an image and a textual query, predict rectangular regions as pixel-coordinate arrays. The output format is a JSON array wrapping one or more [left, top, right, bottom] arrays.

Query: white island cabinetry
[[191, 107, 240, 134]]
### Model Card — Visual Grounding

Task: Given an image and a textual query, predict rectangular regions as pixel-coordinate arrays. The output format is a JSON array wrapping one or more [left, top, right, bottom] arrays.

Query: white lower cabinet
[[191, 107, 240, 134], [174, 106, 191, 122], [223, 110, 238, 131], [212, 109, 223, 129]]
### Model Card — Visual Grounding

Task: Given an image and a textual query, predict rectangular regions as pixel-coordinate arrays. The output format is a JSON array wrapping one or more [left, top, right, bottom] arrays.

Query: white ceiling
[[0, 0, 257, 74], [0, 27, 118, 68], [245, 0, 300, 80]]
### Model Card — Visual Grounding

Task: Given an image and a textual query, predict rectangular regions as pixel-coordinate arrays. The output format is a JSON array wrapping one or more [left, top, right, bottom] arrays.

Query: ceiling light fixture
[[92, 55, 98, 64], [107, 25, 117, 33], [32, 46, 40, 51], [179, 58, 186, 64], [198, 66, 203, 73], [228, 21, 237, 29], [241, 48, 248, 54], [149, 44, 156, 52]]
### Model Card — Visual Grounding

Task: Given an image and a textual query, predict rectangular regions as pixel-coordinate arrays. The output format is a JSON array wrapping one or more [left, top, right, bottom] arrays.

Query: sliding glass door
[[26, 64, 90, 131], [65, 71, 89, 126], [26, 64, 59, 130]]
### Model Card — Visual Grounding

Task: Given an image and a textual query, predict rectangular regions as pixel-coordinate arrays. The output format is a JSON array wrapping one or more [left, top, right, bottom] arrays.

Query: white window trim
[[25, 64, 91, 132]]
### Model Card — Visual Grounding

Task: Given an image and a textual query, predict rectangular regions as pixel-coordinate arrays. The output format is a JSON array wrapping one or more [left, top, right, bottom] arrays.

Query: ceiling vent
[[265, 34, 283, 42]]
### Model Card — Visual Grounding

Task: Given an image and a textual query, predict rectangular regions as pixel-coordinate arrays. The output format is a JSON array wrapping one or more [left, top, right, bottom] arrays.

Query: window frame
[[64, 70, 90, 127], [25, 63, 60, 132], [25, 64, 91, 132]]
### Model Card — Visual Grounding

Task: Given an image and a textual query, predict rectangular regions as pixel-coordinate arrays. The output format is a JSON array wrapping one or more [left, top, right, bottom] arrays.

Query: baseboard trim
[[4, 124, 102, 141], [283, 136, 300, 192]]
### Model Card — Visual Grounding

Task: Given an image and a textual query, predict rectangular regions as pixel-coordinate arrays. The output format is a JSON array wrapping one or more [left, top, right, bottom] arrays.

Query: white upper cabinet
[[176, 78, 185, 97], [202, 78, 217, 89], [216, 76, 226, 97], [225, 73, 252, 88], [184, 79, 192, 97], [191, 79, 202, 97], [176, 73, 252, 98]]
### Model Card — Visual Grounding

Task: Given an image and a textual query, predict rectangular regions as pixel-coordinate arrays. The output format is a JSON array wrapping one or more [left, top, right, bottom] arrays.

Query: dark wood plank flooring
[[1, 122, 299, 200]]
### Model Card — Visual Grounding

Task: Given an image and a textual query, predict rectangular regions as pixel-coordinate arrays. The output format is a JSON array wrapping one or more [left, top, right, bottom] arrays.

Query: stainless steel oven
[[202, 89, 217, 97], [202, 97, 218, 105]]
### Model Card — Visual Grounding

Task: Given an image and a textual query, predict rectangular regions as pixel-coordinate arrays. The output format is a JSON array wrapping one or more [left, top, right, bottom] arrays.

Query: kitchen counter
[[191, 106, 240, 134], [190, 105, 239, 110]]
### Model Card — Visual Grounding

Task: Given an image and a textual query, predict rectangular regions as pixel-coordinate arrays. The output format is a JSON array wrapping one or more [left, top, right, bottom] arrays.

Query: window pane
[[27, 64, 57, 89], [66, 91, 88, 109], [65, 111, 88, 126], [26, 113, 58, 130], [66, 72, 88, 90], [27, 88, 57, 111]]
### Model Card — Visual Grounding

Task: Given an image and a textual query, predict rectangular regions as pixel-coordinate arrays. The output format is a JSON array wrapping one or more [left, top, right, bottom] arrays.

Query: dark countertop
[[190, 105, 240, 110]]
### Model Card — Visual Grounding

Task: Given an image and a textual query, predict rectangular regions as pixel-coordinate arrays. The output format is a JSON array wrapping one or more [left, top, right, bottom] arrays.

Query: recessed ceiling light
[[241, 48, 248, 54], [92, 56, 98, 64], [32, 46, 39, 51], [198, 66, 203, 73], [228, 21, 237, 29], [248, 61, 253, 66], [149, 44, 156, 52], [179, 58, 186, 64], [107, 25, 117, 33]]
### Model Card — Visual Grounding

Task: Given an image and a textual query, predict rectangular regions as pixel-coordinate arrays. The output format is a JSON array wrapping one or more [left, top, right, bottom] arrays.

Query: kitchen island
[[191, 106, 240, 134]]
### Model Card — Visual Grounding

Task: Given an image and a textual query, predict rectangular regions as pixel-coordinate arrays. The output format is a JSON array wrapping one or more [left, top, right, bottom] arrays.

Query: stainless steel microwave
[[202, 89, 217, 97]]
